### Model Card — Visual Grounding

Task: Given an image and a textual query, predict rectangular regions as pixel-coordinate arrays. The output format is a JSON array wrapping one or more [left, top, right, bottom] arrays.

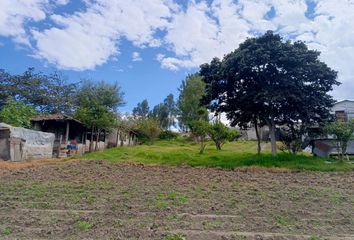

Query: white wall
[[332, 100, 354, 120]]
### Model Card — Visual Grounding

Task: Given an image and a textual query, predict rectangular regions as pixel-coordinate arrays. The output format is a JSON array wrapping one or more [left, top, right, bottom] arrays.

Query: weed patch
[[77, 220, 93, 230]]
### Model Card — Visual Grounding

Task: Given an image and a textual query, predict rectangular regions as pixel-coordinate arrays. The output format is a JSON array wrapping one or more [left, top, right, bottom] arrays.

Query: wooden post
[[65, 121, 70, 144]]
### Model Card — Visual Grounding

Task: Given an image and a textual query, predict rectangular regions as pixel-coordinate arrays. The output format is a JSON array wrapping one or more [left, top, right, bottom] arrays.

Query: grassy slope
[[83, 139, 354, 171]]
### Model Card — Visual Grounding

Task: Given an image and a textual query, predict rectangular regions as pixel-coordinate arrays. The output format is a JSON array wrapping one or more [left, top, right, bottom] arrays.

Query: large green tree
[[150, 94, 177, 130], [200, 31, 339, 156], [132, 99, 150, 119], [0, 68, 77, 114], [150, 103, 169, 129], [177, 74, 206, 131], [0, 98, 38, 128], [75, 80, 124, 151], [164, 94, 177, 130]]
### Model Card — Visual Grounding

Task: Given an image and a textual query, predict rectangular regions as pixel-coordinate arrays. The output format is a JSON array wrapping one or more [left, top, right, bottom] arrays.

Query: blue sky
[[1, 0, 354, 112]]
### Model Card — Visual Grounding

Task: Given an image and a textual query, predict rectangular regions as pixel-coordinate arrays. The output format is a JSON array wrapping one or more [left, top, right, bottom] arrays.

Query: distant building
[[309, 100, 354, 157], [31, 113, 137, 158], [332, 99, 354, 122]]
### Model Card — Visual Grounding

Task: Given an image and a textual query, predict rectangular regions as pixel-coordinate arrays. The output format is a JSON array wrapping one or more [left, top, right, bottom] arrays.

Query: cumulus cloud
[[30, 0, 172, 70], [0, 0, 48, 45], [0, 0, 354, 98], [132, 51, 142, 62], [156, 0, 354, 99]]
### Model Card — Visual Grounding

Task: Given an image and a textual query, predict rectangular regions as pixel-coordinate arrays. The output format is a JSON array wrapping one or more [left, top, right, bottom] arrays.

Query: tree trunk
[[199, 137, 206, 154], [341, 141, 348, 162], [89, 126, 94, 152], [95, 129, 100, 152], [254, 120, 261, 155], [269, 119, 277, 156]]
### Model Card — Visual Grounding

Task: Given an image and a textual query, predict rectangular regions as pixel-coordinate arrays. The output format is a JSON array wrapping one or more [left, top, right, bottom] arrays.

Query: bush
[[159, 130, 179, 140], [209, 120, 240, 150], [325, 120, 354, 160], [135, 129, 150, 144], [189, 120, 210, 154], [279, 126, 304, 155], [137, 118, 161, 144]]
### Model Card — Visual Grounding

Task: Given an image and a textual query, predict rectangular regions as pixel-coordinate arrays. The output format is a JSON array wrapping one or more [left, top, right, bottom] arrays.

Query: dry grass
[[236, 166, 295, 173], [0, 158, 71, 170]]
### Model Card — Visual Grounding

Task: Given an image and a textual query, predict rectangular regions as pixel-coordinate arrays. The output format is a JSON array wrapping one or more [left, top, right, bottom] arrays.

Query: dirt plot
[[0, 160, 353, 240]]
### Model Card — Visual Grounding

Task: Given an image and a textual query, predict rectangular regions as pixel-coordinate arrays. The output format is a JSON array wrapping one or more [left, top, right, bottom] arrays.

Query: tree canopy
[[0, 98, 38, 128], [132, 99, 150, 119], [200, 31, 339, 155], [75, 80, 125, 151], [0, 68, 77, 114], [149, 94, 177, 130], [177, 74, 206, 131]]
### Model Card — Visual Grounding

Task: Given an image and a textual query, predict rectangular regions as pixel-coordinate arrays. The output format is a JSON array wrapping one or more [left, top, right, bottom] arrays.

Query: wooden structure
[[31, 113, 87, 157]]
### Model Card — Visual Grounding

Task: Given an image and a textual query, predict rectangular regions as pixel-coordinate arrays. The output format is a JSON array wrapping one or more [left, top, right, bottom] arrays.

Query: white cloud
[[0, 0, 49, 45], [0, 0, 354, 99], [30, 0, 172, 70], [156, 0, 354, 100], [132, 51, 142, 62], [56, 0, 70, 5]]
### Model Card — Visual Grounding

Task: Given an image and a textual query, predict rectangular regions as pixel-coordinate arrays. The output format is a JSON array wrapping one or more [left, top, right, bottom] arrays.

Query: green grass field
[[83, 139, 354, 171]]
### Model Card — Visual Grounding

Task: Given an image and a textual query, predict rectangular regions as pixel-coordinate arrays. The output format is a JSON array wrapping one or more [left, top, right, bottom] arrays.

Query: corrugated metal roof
[[31, 113, 83, 124]]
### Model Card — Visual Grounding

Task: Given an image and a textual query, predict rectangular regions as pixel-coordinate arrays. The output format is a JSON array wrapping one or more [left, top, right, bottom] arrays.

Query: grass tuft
[[77, 220, 93, 230]]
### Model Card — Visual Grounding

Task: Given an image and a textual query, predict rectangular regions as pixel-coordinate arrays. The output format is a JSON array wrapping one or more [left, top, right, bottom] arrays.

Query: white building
[[332, 100, 354, 121]]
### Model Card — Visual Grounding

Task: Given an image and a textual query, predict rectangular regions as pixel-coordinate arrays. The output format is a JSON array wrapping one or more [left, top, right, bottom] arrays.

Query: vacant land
[[84, 140, 354, 171], [0, 160, 353, 239]]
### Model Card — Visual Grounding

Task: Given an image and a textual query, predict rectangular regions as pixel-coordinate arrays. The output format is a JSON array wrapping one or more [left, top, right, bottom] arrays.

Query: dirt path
[[0, 160, 353, 239]]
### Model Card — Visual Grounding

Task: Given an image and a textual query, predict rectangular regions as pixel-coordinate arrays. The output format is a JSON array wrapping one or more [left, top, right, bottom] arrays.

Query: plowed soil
[[0, 160, 353, 239]]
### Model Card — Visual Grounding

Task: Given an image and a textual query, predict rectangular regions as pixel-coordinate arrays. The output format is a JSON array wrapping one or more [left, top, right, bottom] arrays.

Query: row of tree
[[131, 31, 348, 157], [0, 69, 124, 152], [1, 31, 350, 157]]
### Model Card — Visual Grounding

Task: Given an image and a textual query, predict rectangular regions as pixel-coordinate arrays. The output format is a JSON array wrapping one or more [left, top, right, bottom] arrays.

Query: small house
[[31, 113, 88, 157], [332, 100, 354, 122], [308, 100, 354, 157]]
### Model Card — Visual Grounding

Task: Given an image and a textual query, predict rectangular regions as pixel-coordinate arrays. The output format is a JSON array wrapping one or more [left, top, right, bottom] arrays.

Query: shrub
[[325, 120, 354, 160], [137, 118, 161, 144], [209, 120, 240, 150], [159, 130, 179, 140], [189, 120, 210, 154], [279, 126, 304, 155]]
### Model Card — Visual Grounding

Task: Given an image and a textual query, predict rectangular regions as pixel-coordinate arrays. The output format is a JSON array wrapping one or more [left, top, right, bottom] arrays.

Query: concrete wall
[[0, 123, 55, 161], [239, 126, 269, 141], [0, 128, 10, 160], [106, 129, 137, 147], [78, 140, 106, 153]]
